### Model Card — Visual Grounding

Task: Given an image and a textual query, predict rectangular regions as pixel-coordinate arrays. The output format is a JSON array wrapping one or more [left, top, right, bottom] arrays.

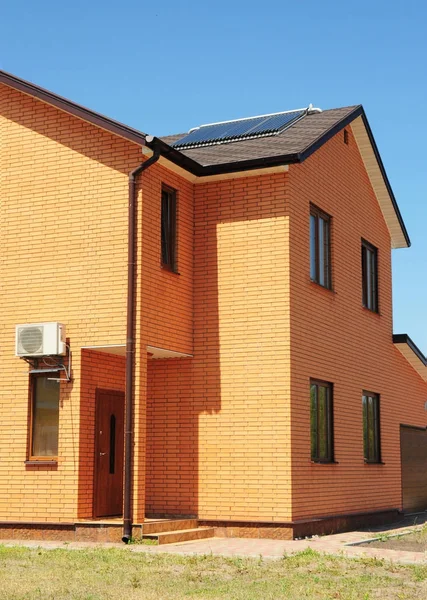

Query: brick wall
[[288, 126, 427, 520], [78, 350, 126, 518], [0, 84, 193, 522], [146, 357, 197, 515], [146, 173, 293, 521], [2, 81, 426, 526]]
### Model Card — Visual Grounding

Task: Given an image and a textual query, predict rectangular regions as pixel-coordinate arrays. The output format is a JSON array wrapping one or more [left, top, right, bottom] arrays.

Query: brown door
[[94, 389, 125, 517], [400, 425, 427, 513]]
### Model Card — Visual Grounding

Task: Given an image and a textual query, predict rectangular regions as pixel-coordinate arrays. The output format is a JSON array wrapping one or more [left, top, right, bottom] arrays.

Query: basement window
[[29, 375, 60, 460]]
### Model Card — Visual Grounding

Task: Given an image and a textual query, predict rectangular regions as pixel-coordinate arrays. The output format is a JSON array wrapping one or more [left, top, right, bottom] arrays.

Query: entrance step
[[143, 526, 214, 545], [142, 519, 198, 535], [0, 519, 213, 545]]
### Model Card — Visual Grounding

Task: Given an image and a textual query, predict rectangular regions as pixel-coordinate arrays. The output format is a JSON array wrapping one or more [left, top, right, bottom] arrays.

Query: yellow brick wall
[[2, 80, 426, 527], [78, 350, 126, 518], [133, 161, 194, 521], [0, 84, 193, 522], [146, 173, 293, 521]]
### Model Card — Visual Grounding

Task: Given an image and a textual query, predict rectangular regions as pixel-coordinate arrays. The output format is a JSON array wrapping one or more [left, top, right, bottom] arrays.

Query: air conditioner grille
[[18, 326, 44, 355]]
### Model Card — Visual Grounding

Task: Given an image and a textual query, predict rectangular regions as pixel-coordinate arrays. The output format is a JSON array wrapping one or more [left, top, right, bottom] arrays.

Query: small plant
[[130, 537, 158, 546], [130, 574, 141, 588], [375, 532, 392, 543], [127, 535, 157, 545]]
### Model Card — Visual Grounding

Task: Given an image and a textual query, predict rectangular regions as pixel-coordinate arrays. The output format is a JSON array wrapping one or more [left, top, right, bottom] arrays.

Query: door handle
[[100, 452, 107, 456]]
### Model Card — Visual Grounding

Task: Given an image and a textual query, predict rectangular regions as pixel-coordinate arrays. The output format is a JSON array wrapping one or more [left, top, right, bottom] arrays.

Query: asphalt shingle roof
[[161, 106, 359, 167]]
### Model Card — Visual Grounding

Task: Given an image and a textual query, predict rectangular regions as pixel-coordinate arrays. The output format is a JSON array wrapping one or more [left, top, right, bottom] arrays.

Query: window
[[161, 186, 177, 271], [362, 392, 381, 463], [29, 375, 60, 459], [310, 205, 331, 289], [361, 240, 378, 312], [310, 380, 333, 462]]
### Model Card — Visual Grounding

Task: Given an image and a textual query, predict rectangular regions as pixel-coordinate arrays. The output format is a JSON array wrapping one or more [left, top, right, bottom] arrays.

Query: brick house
[[1, 70, 426, 543]]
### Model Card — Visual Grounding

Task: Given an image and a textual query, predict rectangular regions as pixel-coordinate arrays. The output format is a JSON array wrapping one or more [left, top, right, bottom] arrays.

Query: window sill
[[311, 460, 339, 465], [364, 460, 385, 465], [25, 460, 58, 466], [161, 264, 180, 275], [362, 305, 381, 316], [310, 279, 335, 294]]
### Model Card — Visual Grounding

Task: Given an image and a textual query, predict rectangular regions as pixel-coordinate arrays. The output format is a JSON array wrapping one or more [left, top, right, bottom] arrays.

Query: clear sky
[[1, 1, 426, 351]]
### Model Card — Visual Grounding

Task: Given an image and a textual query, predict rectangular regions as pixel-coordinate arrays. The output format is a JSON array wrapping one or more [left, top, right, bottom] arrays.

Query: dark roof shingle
[[161, 106, 360, 167]]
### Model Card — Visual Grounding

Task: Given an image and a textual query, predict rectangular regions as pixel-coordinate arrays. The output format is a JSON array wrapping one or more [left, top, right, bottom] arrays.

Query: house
[[1, 70, 427, 543]]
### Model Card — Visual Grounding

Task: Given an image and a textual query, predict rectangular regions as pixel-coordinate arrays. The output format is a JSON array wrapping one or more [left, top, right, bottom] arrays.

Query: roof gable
[[351, 115, 408, 248], [394, 334, 427, 382], [160, 107, 409, 248]]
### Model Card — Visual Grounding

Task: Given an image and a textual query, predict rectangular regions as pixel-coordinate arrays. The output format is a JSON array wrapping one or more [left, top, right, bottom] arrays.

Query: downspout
[[123, 139, 160, 543]]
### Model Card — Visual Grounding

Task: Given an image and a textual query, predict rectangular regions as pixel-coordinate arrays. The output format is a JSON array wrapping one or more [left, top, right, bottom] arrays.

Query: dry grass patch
[[0, 545, 427, 599], [361, 525, 427, 552]]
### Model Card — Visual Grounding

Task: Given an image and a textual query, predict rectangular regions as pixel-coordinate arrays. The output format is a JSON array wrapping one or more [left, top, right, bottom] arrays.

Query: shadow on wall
[[144, 210, 222, 516], [3, 86, 142, 175], [145, 173, 290, 518]]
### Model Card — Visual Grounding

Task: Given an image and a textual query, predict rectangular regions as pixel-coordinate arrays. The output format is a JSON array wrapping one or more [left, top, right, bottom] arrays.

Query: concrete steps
[[143, 526, 214, 545], [141, 519, 214, 544], [142, 519, 198, 535]]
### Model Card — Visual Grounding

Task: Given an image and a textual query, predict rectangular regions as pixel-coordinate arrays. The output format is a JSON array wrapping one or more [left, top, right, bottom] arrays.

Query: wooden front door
[[94, 389, 125, 517]]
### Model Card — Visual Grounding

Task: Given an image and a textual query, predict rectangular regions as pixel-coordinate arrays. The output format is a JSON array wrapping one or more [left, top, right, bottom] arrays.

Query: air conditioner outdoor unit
[[15, 322, 66, 357]]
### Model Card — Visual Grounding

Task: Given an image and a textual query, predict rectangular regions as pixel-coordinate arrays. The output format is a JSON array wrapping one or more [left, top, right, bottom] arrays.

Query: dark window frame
[[28, 373, 60, 461], [362, 391, 381, 463], [310, 379, 334, 463], [310, 204, 332, 289], [361, 239, 378, 313], [161, 185, 178, 272]]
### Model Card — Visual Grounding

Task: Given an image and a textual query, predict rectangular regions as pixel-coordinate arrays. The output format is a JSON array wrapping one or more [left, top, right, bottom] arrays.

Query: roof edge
[[150, 138, 205, 176], [393, 334, 427, 367], [360, 112, 411, 247], [148, 136, 301, 176], [0, 70, 148, 146], [299, 105, 410, 248], [299, 105, 364, 162]]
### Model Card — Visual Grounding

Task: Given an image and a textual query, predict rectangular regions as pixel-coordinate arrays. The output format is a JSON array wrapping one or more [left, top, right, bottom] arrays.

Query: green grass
[[0, 545, 427, 599]]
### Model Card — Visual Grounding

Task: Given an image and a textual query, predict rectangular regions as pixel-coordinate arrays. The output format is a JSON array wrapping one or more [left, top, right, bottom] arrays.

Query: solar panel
[[172, 109, 306, 149]]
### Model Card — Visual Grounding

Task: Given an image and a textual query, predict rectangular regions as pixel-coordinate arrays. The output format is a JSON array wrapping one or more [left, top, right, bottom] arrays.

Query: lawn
[[1, 545, 427, 599]]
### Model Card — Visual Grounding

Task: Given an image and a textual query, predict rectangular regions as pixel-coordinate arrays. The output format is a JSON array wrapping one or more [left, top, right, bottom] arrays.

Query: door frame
[[93, 388, 125, 518]]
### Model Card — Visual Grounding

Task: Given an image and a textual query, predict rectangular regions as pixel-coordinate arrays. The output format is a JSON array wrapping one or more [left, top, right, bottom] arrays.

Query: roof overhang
[[393, 334, 427, 382], [0, 70, 148, 146], [81, 344, 192, 359], [351, 115, 409, 248]]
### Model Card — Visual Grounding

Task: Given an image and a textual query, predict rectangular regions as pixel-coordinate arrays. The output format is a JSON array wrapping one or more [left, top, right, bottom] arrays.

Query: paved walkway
[[2, 514, 427, 565]]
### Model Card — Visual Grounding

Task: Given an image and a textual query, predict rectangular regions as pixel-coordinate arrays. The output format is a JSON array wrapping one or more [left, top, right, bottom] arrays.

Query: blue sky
[[2, 1, 426, 350]]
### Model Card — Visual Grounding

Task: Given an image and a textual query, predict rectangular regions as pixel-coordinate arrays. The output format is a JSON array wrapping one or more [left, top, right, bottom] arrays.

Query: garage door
[[400, 425, 427, 513]]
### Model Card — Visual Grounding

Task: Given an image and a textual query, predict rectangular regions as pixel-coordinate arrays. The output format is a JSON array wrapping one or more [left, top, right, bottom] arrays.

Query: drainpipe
[[122, 139, 160, 543]]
